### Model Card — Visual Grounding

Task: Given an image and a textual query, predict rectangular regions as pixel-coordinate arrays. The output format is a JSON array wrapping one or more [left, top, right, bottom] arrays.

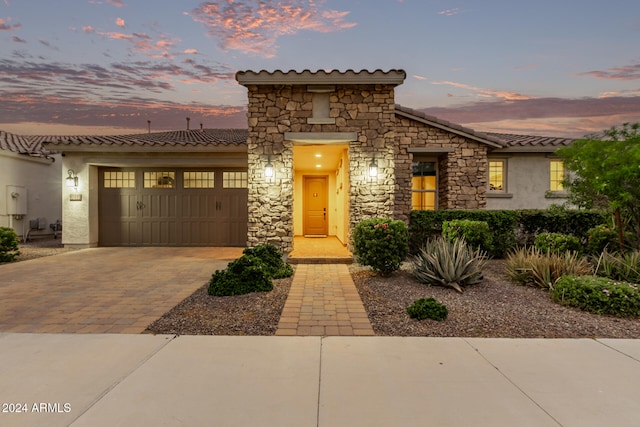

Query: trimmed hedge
[[409, 210, 517, 258], [409, 209, 606, 258]]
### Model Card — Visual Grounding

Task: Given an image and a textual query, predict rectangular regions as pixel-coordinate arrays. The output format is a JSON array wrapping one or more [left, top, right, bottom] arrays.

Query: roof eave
[[41, 144, 248, 153], [236, 69, 407, 86]]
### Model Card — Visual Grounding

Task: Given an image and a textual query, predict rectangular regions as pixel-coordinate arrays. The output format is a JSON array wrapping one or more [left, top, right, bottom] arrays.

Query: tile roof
[[39, 129, 249, 150], [394, 105, 505, 148], [0, 130, 39, 154], [236, 69, 406, 85], [486, 133, 575, 151]]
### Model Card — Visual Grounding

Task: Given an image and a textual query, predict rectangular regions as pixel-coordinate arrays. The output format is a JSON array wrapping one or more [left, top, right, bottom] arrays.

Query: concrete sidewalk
[[1, 334, 639, 427]]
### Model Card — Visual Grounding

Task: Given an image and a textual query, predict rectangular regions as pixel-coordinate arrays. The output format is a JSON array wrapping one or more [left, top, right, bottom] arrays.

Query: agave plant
[[410, 236, 488, 293]]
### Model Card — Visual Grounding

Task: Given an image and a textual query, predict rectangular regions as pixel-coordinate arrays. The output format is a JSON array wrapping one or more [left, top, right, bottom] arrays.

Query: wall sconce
[[66, 169, 79, 189], [368, 157, 378, 178], [265, 155, 274, 179]]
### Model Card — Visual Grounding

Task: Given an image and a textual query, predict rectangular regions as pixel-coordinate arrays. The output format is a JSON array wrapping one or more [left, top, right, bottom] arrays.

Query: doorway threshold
[[288, 236, 353, 264]]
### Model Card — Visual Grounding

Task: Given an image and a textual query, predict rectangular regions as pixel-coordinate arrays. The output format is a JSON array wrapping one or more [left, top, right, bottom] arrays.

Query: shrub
[[595, 250, 640, 284], [586, 224, 619, 254], [208, 255, 273, 296], [552, 275, 640, 317], [353, 218, 409, 276], [243, 244, 293, 279], [406, 297, 448, 321], [409, 210, 517, 258], [517, 208, 606, 246], [534, 232, 581, 254], [410, 236, 488, 293], [0, 227, 20, 263], [505, 247, 592, 289], [442, 219, 493, 253]]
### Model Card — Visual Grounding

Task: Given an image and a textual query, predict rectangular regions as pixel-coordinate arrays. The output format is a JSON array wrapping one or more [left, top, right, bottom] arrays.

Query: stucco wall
[[486, 153, 568, 210], [0, 150, 62, 239]]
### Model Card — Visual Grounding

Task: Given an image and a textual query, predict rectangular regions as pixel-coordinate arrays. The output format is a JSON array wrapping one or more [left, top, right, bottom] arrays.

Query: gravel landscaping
[[12, 240, 640, 338]]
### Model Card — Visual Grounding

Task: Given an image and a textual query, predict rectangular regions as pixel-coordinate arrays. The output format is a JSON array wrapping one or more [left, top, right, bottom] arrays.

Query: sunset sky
[[1, 0, 639, 137]]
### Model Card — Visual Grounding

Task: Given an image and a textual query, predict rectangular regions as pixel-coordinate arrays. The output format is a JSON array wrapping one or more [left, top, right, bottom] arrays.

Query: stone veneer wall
[[394, 116, 488, 222], [244, 84, 397, 253]]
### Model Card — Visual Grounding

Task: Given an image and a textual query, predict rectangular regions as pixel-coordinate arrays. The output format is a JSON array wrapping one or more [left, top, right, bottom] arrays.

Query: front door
[[303, 176, 328, 236]]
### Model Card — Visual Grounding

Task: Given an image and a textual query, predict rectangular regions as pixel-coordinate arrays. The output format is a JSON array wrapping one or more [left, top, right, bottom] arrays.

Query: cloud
[[38, 39, 60, 51], [107, 0, 125, 7], [431, 80, 534, 101], [184, 48, 198, 54], [438, 8, 461, 16], [189, 0, 356, 57], [85, 28, 180, 57], [415, 96, 640, 137], [83, 25, 95, 33], [413, 74, 427, 80], [577, 63, 640, 80], [0, 17, 21, 31], [116, 17, 125, 27], [11, 35, 26, 43]]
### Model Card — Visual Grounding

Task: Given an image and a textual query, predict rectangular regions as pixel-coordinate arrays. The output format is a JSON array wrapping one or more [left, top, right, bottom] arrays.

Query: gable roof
[[394, 105, 505, 148], [40, 129, 249, 152]]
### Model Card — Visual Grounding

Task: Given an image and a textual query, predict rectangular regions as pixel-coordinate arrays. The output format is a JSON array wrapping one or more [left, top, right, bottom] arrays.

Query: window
[[550, 160, 565, 191], [144, 171, 175, 188], [183, 171, 215, 188], [411, 161, 437, 210], [488, 160, 506, 192], [103, 171, 135, 188], [223, 171, 248, 188]]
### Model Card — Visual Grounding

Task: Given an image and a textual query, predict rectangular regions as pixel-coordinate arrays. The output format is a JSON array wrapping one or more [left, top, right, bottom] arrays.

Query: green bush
[[505, 247, 593, 289], [353, 218, 409, 276], [243, 244, 293, 279], [442, 219, 493, 253], [409, 210, 518, 258], [517, 208, 606, 246], [410, 236, 488, 293], [534, 232, 581, 254], [208, 255, 273, 296], [552, 275, 640, 317], [0, 227, 20, 262], [595, 250, 640, 284], [407, 297, 448, 321], [586, 224, 619, 254]]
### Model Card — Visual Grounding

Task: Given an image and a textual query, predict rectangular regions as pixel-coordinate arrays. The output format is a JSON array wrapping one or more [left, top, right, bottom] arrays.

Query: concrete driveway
[[0, 247, 243, 333]]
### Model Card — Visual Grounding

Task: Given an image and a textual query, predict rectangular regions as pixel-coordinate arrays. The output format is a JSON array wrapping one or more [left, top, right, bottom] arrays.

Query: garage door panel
[[99, 167, 247, 246]]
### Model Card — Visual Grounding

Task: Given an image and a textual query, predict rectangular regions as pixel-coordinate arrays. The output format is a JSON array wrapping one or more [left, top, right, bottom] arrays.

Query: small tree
[[557, 123, 640, 250]]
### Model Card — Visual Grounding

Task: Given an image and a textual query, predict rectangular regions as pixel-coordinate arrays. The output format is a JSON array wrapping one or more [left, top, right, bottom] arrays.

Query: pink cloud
[[577, 63, 640, 81], [431, 80, 534, 101], [83, 25, 95, 33], [107, 0, 125, 7], [184, 48, 198, 54], [116, 17, 125, 27], [190, 0, 356, 57], [0, 17, 21, 31], [413, 74, 427, 80]]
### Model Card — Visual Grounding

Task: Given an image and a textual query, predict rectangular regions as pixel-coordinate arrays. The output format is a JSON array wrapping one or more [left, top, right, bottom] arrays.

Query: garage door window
[[144, 171, 175, 188], [103, 171, 135, 188], [183, 171, 215, 188], [223, 171, 248, 188]]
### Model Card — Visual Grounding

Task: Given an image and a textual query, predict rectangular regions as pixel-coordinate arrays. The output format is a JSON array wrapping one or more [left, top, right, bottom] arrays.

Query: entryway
[[288, 236, 352, 264]]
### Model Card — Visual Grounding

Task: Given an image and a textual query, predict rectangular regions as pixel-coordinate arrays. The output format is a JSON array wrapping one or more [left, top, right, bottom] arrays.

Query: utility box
[[6, 185, 27, 215]]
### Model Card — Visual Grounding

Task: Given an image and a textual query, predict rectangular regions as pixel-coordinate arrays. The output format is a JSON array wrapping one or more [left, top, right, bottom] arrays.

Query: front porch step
[[288, 256, 353, 264]]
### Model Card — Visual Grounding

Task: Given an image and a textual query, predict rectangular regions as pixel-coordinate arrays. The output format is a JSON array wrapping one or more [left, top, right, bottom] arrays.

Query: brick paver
[[0, 247, 243, 333], [276, 264, 374, 336]]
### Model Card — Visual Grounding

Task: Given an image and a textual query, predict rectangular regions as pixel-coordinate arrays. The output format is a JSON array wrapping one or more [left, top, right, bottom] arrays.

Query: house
[[35, 69, 572, 252], [0, 131, 62, 240]]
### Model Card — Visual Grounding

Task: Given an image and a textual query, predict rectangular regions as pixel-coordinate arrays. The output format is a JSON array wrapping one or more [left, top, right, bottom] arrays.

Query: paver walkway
[[276, 264, 374, 336]]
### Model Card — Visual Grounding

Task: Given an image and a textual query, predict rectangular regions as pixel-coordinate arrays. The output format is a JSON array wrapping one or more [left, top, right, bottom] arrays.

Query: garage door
[[99, 168, 247, 246]]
